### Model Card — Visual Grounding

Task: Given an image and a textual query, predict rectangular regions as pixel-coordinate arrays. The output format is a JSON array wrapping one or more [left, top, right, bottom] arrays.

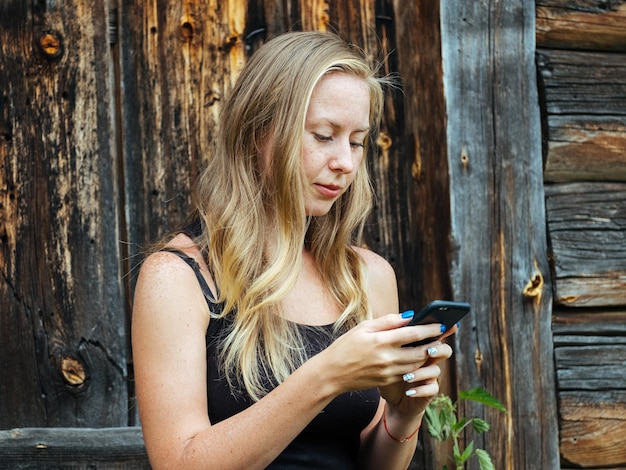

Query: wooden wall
[[537, 0, 626, 468], [1, 0, 623, 468], [0, 0, 452, 467], [0, 0, 128, 429], [440, 0, 561, 468]]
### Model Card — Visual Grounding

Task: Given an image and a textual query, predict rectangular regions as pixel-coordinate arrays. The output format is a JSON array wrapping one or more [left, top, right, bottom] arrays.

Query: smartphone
[[403, 300, 471, 347]]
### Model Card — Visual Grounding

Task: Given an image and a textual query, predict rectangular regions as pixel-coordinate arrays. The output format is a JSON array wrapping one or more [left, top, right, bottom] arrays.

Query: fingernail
[[440, 324, 447, 333], [405, 389, 417, 397], [401, 310, 415, 319], [456, 322, 461, 329], [403, 373, 415, 382], [427, 347, 438, 356]]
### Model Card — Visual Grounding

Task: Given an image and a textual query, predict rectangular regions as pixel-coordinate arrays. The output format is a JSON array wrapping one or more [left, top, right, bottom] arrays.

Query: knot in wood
[[460, 147, 470, 169], [411, 156, 422, 180], [181, 21, 194, 41], [37, 32, 63, 60], [523, 272, 544, 298], [60, 355, 87, 386], [376, 132, 392, 151], [474, 347, 483, 372], [223, 34, 239, 51]]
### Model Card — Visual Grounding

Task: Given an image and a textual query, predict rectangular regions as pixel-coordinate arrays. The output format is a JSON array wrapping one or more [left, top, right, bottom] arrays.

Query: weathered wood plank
[[555, 343, 626, 389], [537, 49, 626, 116], [537, 48, 626, 185], [0, 0, 127, 427], [441, 0, 560, 468], [537, 48, 626, 183], [119, 0, 246, 270], [559, 391, 626, 467], [542, 115, 626, 183], [0, 427, 149, 469], [553, 308, 626, 335], [545, 182, 626, 307], [381, 0, 453, 466], [536, 0, 626, 51]]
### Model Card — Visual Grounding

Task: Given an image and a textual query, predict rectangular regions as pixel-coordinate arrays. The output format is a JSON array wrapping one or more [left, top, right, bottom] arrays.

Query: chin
[[305, 204, 334, 217]]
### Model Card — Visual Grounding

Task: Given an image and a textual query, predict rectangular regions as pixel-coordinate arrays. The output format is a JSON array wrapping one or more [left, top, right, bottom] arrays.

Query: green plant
[[424, 388, 507, 470]]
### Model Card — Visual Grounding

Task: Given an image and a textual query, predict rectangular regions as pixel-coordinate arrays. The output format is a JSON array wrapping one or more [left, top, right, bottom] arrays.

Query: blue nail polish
[[401, 310, 415, 319], [440, 324, 447, 333], [456, 322, 461, 329]]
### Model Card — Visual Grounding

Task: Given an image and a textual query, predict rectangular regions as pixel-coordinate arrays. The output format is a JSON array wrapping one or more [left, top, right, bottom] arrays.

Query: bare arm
[[132, 252, 339, 469]]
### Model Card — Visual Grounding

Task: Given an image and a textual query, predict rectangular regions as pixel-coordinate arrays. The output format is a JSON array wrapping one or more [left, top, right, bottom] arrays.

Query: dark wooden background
[[1, 0, 625, 468]]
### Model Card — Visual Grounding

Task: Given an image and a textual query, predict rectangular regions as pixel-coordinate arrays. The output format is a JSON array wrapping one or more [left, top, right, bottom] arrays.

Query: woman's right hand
[[318, 313, 448, 395]]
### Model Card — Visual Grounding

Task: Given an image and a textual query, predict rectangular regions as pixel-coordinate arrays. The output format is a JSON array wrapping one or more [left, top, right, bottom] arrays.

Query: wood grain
[[537, 49, 626, 183], [0, 427, 149, 469], [545, 182, 626, 307], [536, 0, 626, 51], [441, 0, 560, 468], [0, 0, 127, 428], [559, 391, 626, 467]]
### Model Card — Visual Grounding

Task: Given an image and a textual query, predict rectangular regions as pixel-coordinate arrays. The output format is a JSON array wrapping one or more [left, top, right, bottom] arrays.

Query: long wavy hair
[[194, 31, 388, 401]]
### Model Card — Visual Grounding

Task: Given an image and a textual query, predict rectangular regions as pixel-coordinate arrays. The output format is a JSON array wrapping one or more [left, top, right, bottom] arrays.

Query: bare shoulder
[[353, 246, 399, 317], [132, 236, 213, 456], [353, 246, 395, 276], [133, 234, 211, 329]]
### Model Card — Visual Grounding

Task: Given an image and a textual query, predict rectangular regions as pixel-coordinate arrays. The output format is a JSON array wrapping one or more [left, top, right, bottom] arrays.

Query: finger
[[362, 312, 414, 331], [439, 322, 459, 340], [362, 314, 445, 347], [399, 324, 445, 347], [404, 378, 440, 398], [426, 341, 453, 359], [402, 364, 441, 384]]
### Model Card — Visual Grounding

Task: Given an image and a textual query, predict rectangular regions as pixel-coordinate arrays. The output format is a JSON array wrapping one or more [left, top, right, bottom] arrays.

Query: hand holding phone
[[403, 300, 470, 347]]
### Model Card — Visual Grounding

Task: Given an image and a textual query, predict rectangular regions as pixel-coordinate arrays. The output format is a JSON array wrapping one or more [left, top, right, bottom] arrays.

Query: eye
[[314, 133, 332, 142], [350, 141, 365, 149]]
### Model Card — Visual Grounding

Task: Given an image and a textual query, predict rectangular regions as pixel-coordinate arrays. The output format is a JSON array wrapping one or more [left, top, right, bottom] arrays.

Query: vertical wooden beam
[[386, 1, 454, 466], [119, 0, 247, 269], [441, 0, 560, 467], [0, 0, 127, 427]]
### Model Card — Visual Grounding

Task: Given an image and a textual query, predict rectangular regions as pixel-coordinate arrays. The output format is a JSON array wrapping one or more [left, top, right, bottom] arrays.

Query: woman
[[132, 31, 454, 469]]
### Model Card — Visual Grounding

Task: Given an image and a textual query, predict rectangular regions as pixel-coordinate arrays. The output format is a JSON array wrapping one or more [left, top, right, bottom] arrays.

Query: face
[[301, 72, 371, 217]]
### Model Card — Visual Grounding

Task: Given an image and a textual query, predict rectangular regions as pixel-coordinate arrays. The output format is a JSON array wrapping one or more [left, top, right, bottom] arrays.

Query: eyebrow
[[322, 119, 370, 134]]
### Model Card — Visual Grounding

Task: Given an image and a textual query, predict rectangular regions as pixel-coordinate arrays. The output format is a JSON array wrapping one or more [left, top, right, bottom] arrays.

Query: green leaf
[[424, 404, 444, 440], [451, 417, 468, 434], [459, 387, 507, 413], [476, 448, 495, 470], [459, 440, 474, 463], [432, 394, 455, 410], [472, 417, 491, 434], [439, 409, 454, 440]]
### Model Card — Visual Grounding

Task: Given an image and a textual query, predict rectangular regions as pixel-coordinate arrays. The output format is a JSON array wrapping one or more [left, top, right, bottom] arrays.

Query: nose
[[328, 139, 355, 174]]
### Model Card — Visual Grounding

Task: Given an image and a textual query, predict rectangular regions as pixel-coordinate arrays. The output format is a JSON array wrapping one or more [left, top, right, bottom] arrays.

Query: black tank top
[[164, 242, 380, 469]]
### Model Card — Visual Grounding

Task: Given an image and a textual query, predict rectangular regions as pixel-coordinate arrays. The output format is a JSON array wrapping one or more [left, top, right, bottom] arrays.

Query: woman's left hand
[[378, 338, 453, 417]]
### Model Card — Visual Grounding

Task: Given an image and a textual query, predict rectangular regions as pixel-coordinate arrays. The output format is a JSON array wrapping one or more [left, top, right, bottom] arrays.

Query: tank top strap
[[160, 248, 223, 319]]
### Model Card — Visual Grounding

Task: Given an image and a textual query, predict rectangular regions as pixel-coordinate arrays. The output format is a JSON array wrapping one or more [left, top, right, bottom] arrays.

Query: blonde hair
[[194, 31, 388, 400]]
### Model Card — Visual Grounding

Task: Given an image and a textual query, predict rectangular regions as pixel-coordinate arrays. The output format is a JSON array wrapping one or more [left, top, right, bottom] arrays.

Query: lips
[[315, 183, 342, 199]]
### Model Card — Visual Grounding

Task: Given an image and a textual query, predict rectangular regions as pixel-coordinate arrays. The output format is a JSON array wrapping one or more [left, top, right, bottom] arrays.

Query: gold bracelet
[[382, 407, 420, 443]]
